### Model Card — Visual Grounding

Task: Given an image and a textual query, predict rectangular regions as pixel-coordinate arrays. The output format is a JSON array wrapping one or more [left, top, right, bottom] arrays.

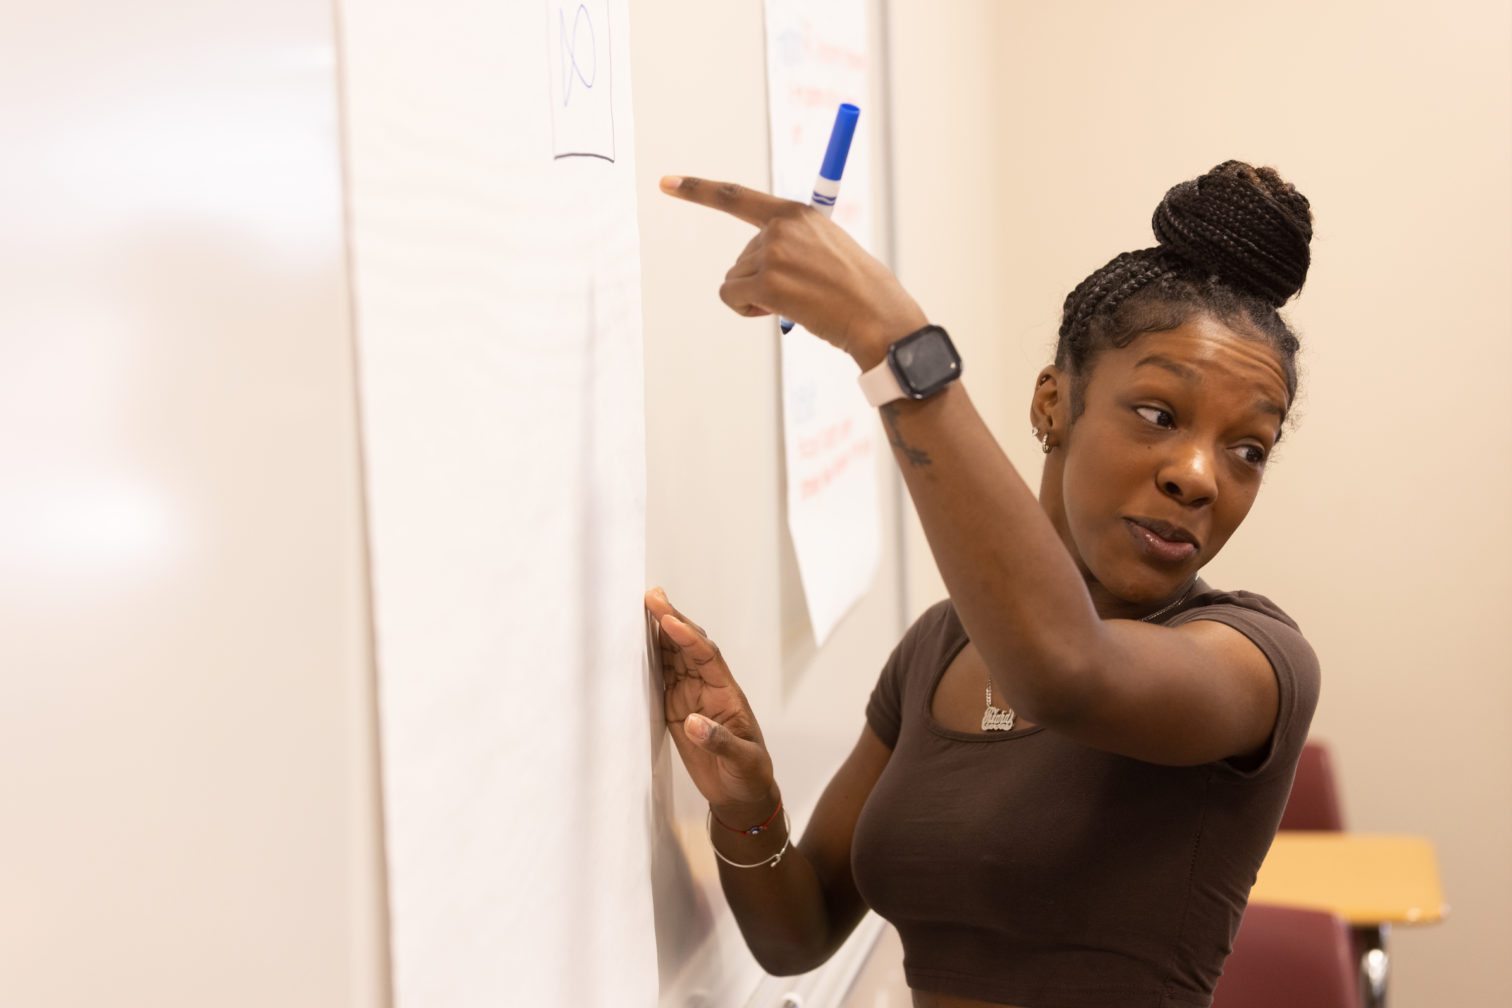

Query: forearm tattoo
[[881, 404, 932, 468]]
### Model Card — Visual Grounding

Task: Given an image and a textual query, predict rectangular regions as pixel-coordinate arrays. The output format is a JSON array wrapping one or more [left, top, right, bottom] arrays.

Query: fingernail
[[659, 176, 682, 193], [654, 587, 668, 600], [686, 714, 709, 740]]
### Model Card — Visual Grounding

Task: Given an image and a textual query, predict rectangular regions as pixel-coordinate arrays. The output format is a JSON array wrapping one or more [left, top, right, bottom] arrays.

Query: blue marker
[[779, 103, 860, 335]]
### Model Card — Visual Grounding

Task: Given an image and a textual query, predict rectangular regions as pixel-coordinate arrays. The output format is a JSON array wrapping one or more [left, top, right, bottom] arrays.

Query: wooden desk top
[[1250, 832, 1449, 926]]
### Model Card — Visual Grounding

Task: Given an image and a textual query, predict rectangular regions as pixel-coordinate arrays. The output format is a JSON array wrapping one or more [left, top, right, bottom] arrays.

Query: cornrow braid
[[1057, 249, 1183, 347], [1053, 160, 1314, 428]]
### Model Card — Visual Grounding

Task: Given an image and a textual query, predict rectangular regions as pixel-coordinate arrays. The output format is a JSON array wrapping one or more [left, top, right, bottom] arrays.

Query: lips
[[1127, 516, 1200, 550], [1124, 517, 1200, 565]]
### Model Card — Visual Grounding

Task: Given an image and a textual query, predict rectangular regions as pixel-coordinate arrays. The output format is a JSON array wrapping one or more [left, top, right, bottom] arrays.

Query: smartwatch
[[857, 324, 963, 407]]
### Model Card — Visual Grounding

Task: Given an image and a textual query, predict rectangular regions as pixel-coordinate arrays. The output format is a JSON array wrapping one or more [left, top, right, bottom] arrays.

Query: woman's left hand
[[659, 175, 927, 367]]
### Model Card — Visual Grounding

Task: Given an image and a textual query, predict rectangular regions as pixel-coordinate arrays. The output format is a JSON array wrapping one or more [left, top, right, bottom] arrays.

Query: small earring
[[1040, 435, 1052, 454]]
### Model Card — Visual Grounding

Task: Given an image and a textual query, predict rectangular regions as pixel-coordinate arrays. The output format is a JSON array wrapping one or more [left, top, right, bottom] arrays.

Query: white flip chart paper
[[764, 0, 881, 645], [340, 1, 655, 1004]]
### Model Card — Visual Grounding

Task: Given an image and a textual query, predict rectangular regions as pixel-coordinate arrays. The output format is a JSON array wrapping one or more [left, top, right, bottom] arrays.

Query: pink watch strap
[[857, 355, 905, 407]]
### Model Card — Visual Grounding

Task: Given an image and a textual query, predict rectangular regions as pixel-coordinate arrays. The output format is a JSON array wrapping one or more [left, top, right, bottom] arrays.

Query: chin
[[1099, 558, 1194, 604]]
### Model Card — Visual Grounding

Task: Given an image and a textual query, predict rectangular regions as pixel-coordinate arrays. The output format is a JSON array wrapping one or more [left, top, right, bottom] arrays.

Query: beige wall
[[886, 0, 1029, 616], [891, 1, 1511, 1003]]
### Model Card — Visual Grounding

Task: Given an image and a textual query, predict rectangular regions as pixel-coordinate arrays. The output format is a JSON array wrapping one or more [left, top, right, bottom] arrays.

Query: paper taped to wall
[[765, 0, 881, 645], [340, 0, 655, 1003]]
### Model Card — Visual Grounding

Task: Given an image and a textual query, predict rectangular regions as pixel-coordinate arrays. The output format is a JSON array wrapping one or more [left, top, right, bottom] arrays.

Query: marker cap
[[819, 104, 860, 182]]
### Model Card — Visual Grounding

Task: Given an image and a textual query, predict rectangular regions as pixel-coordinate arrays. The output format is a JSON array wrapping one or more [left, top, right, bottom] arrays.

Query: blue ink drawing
[[548, 0, 614, 162], [560, 4, 596, 106]]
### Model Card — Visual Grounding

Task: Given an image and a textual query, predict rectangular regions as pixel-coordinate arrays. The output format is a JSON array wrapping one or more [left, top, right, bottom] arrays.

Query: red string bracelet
[[711, 799, 784, 837]]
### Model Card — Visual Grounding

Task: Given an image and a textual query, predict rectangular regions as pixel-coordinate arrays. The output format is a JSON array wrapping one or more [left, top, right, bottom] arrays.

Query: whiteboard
[[0, 1, 382, 1004]]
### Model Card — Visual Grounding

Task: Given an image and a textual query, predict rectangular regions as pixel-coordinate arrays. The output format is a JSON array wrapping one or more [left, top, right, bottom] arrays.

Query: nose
[[1158, 440, 1217, 508]]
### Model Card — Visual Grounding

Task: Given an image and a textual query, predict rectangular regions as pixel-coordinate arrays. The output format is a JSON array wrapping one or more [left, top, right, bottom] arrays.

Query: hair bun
[[1151, 160, 1313, 307]]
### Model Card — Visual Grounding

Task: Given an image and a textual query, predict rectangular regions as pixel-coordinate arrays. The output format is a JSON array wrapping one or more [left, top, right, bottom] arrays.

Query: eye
[[1234, 445, 1268, 467], [1134, 405, 1175, 429]]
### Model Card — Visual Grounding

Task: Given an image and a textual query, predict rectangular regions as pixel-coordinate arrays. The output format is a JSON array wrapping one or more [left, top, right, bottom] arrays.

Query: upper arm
[[796, 723, 892, 953], [1048, 617, 1282, 766]]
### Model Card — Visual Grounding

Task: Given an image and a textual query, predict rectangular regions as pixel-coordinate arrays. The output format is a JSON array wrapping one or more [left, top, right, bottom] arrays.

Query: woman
[[645, 160, 1320, 1008]]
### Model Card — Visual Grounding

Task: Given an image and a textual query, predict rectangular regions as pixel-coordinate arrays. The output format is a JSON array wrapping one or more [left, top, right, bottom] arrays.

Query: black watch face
[[892, 326, 961, 397]]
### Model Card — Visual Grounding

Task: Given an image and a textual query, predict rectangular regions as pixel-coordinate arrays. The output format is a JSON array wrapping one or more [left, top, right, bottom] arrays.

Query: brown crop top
[[850, 579, 1321, 1008]]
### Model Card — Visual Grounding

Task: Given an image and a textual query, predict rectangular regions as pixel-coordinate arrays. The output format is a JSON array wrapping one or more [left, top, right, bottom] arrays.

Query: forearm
[[708, 789, 844, 975], [875, 382, 1102, 720]]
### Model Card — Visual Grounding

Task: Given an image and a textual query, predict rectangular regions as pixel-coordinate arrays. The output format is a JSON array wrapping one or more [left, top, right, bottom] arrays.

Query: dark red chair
[[1211, 903, 1361, 1008], [1280, 741, 1346, 831], [1277, 741, 1387, 1004]]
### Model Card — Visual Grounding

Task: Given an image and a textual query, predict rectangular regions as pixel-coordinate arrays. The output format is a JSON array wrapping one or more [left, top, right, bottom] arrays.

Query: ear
[[1029, 367, 1067, 446]]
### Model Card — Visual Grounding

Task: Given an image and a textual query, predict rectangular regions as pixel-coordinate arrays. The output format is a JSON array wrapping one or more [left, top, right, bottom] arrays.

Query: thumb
[[685, 713, 758, 763]]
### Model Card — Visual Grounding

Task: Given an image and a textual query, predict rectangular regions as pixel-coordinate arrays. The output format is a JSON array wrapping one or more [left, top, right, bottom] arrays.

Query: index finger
[[644, 587, 707, 638], [658, 176, 794, 228]]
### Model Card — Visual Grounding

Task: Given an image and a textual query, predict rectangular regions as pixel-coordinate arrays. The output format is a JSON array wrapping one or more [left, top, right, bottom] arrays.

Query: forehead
[[1092, 315, 1290, 416]]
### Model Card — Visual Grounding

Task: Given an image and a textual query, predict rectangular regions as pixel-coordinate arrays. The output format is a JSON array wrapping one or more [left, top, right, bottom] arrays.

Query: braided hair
[[1054, 160, 1314, 432]]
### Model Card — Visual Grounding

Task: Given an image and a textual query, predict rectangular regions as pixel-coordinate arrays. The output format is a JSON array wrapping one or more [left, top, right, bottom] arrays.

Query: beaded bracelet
[[710, 799, 784, 836], [706, 807, 792, 869]]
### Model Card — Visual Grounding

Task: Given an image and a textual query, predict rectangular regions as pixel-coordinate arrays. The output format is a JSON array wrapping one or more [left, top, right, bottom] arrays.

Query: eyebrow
[[1255, 400, 1286, 420], [1134, 353, 1286, 422]]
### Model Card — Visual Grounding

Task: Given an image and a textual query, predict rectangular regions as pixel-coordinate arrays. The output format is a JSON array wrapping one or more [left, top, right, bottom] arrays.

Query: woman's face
[[1036, 313, 1290, 615]]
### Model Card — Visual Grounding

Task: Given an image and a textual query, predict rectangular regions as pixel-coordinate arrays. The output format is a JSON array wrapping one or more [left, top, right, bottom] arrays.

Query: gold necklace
[[982, 583, 1196, 732]]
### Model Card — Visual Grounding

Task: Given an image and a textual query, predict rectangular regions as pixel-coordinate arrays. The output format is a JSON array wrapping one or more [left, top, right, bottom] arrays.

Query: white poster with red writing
[[765, 0, 879, 645]]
